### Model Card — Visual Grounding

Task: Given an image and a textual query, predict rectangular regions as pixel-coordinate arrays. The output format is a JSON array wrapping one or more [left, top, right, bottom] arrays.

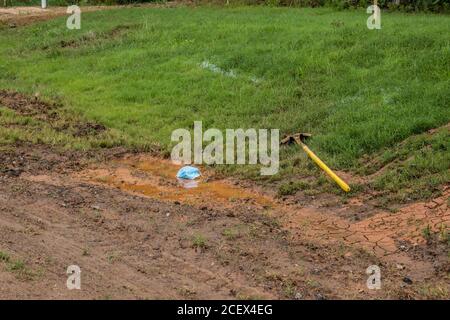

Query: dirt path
[[0, 146, 448, 299], [0, 3, 180, 27], [0, 6, 109, 27]]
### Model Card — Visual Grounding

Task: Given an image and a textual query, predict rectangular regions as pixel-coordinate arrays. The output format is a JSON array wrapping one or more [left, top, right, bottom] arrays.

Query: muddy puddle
[[74, 154, 449, 257], [76, 155, 274, 209]]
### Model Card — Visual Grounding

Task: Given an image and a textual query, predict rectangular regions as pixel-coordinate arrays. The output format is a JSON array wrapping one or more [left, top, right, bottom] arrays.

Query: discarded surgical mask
[[176, 166, 201, 180]]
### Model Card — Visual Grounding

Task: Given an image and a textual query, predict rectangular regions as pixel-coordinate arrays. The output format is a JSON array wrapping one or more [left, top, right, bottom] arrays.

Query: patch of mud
[[0, 143, 127, 178], [76, 155, 274, 210], [74, 154, 450, 261], [396, 237, 449, 277], [285, 191, 449, 257], [0, 90, 58, 120], [74, 122, 106, 137], [0, 146, 448, 299], [55, 122, 107, 137], [0, 90, 106, 137]]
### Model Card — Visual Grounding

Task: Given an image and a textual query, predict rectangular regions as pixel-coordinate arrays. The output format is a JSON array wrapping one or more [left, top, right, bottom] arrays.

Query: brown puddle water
[[77, 155, 274, 209]]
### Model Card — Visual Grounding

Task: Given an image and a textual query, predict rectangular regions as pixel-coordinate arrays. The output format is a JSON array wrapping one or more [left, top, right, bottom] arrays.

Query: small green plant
[[222, 228, 239, 240], [192, 234, 208, 250], [282, 279, 296, 298], [422, 224, 432, 241], [0, 251, 10, 262], [178, 286, 197, 297], [248, 224, 260, 239], [0, 253, 36, 280], [7, 260, 25, 272], [107, 252, 119, 263], [419, 283, 449, 299], [277, 181, 310, 196], [438, 224, 449, 244], [306, 278, 320, 288]]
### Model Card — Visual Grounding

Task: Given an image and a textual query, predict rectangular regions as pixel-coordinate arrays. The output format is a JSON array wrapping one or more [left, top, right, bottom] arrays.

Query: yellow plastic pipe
[[300, 143, 351, 192]]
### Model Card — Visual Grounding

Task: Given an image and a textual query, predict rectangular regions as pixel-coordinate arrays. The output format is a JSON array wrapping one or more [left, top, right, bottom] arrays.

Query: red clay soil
[[0, 147, 447, 299]]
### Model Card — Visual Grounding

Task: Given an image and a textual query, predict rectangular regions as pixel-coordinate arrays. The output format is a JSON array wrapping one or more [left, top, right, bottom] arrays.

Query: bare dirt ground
[[0, 2, 180, 27], [0, 143, 448, 300], [0, 9, 448, 299], [0, 6, 109, 27]]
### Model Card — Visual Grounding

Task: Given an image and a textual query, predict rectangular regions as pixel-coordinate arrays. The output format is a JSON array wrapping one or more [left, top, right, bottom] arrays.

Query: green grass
[[0, 251, 11, 262], [0, 250, 36, 280], [277, 180, 311, 196], [0, 6, 449, 199], [222, 227, 240, 240], [192, 234, 208, 249]]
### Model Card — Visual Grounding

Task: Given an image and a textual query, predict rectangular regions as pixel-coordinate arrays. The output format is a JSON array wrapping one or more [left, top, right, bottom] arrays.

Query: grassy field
[[0, 6, 449, 201]]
